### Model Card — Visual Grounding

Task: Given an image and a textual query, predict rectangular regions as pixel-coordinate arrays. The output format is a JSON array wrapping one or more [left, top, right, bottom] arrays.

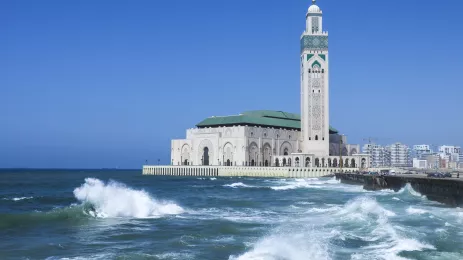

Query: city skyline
[[2, 0, 463, 168]]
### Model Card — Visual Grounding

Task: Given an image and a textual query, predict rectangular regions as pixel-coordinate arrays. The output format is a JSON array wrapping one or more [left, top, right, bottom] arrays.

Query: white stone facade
[[172, 126, 366, 168]]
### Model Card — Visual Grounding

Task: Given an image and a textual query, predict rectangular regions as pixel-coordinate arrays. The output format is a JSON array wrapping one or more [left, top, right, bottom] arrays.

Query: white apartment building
[[439, 145, 461, 164], [412, 158, 427, 169], [387, 143, 411, 167], [362, 144, 391, 168], [412, 145, 432, 160]]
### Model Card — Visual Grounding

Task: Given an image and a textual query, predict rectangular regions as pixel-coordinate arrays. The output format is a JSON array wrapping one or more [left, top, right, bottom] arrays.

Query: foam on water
[[73, 178, 184, 218], [232, 196, 436, 260], [229, 230, 331, 260], [406, 207, 428, 215], [397, 183, 425, 198], [2, 196, 34, 201], [223, 182, 255, 188]]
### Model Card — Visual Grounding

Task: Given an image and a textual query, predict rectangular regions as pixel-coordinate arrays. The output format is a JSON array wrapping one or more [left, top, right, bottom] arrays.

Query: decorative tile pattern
[[307, 54, 314, 61], [301, 35, 328, 52], [319, 54, 326, 61]]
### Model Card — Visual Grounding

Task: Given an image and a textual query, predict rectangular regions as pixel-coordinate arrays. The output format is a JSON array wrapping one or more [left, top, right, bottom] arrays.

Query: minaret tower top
[[305, 0, 324, 35]]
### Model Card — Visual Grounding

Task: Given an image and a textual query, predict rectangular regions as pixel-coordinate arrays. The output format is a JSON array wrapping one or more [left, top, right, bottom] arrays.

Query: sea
[[0, 169, 462, 260]]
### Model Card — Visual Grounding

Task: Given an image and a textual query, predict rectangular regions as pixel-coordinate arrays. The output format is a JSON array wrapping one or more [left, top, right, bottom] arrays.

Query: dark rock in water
[[335, 173, 463, 207]]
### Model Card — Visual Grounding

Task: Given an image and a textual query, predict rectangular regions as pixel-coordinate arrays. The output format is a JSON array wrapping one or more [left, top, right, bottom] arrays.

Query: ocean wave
[[406, 207, 428, 215], [397, 183, 425, 198], [73, 178, 184, 218], [229, 230, 331, 260], [269, 177, 339, 191], [223, 182, 255, 188], [232, 196, 435, 260], [2, 196, 34, 201], [0, 205, 90, 230]]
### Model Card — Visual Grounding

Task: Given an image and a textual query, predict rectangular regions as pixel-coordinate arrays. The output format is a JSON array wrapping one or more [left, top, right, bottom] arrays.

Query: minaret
[[300, 0, 329, 156]]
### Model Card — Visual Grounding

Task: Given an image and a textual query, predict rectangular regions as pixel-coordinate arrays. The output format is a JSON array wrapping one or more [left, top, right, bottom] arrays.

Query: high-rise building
[[362, 144, 391, 168], [387, 143, 411, 167]]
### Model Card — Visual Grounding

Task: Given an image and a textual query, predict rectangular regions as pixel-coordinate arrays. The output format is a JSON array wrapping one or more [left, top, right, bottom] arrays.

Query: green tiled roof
[[196, 110, 339, 134]]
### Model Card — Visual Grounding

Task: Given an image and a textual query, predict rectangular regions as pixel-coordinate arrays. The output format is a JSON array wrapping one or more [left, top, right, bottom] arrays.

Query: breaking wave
[[223, 182, 255, 188], [73, 178, 184, 218], [397, 184, 425, 198], [231, 196, 435, 260]]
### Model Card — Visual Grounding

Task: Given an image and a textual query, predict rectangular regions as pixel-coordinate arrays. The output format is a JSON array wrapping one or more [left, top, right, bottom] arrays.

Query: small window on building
[[315, 135, 318, 140], [289, 135, 291, 139], [322, 69, 325, 73]]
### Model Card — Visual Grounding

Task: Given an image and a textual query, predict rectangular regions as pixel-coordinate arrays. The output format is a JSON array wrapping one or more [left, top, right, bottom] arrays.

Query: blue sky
[[1, 0, 462, 168]]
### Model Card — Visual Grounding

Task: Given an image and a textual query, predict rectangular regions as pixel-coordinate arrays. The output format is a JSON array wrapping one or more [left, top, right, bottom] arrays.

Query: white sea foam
[[397, 183, 424, 198], [73, 178, 184, 218], [270, 177, 340, 191], [406, 207, 428, 215], [210, 178, 217, 180], [2, 196, 34, 201], [229, 231, 331, 260], [223, 182, 254, 188], [392, 197, 401, 201]]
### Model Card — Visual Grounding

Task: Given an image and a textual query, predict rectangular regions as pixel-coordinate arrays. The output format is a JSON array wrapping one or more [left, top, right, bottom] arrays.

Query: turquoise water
[[0, 169, 462, 260]]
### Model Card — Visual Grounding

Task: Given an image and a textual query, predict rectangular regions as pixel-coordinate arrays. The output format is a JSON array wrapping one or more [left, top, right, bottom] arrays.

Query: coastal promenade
[[142, 165, 360, 178], [335, 173, 463, 206]]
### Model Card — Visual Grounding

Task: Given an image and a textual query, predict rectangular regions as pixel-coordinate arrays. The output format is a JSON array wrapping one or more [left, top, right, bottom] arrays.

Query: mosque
[[170, 1, 367, 169]]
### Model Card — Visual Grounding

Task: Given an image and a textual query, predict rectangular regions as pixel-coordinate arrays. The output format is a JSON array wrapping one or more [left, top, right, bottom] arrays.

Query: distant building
[[412, 158, 427, 169], [387, 143, 411, 167], [438, 145, 461, 167], [425, 154, 440, 169], [362, 144, 391, 168], [412, 145, 433, 160]]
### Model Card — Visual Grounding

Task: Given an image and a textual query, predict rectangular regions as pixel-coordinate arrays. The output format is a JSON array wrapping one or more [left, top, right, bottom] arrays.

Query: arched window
[[351, 159, 356, 168], [265, 160, 269, 167], [283, 158, 287, 166], [288, 158, 292, 167], [315, 135, 318, 141], [284, 148, 289, 156], [275, 158, 280, 167], [202, 147, 209, 166], [295, 157, 300, 167], [251, 159, 255, 166], [315, 158, 320, 167], [305, 157, 311, 167]]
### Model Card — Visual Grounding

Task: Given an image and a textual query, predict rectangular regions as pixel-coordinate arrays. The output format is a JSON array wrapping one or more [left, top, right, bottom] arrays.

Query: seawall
[[142, 165, 360, 178], [335, 173, 463, 206]]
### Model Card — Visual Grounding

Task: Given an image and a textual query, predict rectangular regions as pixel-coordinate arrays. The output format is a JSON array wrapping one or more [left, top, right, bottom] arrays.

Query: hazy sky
[[1, 0, 462, 168]]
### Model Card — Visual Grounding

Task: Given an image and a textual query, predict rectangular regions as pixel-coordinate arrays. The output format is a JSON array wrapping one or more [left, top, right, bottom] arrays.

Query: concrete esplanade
[[142, 165, 360, 178]]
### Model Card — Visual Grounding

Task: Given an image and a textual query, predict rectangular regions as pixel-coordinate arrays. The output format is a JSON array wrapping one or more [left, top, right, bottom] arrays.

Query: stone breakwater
[[335, 173, 463, 206]]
